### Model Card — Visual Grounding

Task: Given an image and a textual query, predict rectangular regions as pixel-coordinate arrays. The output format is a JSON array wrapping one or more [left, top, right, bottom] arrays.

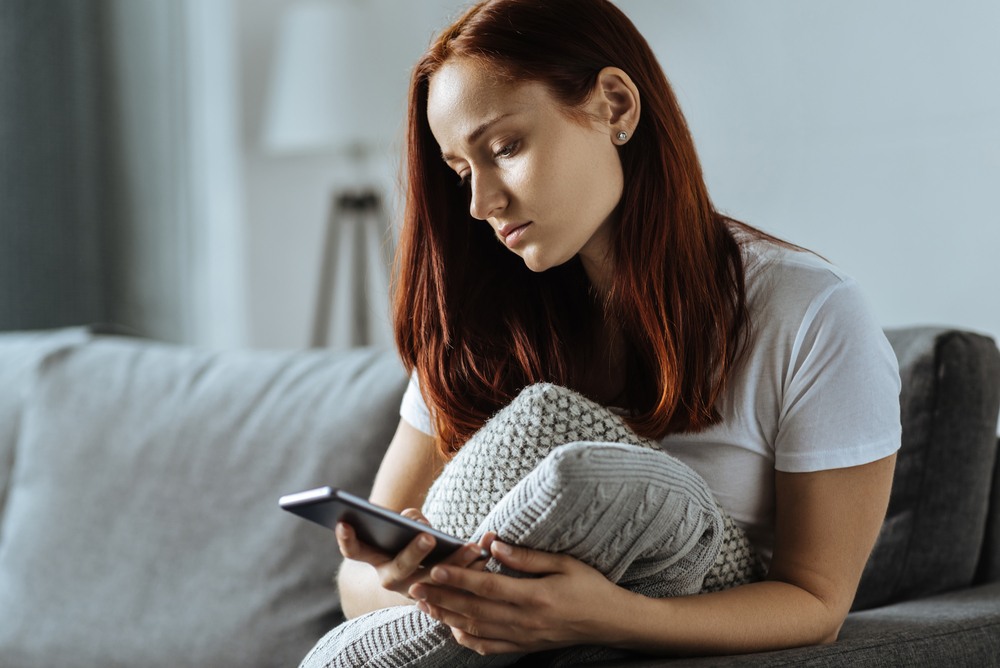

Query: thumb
[[490, 540, 566, 574]]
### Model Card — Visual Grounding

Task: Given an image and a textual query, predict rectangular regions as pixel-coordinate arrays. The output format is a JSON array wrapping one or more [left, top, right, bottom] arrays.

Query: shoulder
[[742, 241, 878, 347], [745, 242, 855, 315], [737, 239, 901, 471]]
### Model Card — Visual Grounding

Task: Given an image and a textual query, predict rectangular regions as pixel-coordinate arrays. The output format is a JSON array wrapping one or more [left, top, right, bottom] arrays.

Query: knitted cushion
[[423, 383, 765, 593], [300, 384, 764, 667]]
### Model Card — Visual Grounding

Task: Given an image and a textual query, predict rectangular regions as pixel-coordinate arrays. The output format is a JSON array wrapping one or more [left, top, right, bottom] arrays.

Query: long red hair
[[394, 0, 757, 457]]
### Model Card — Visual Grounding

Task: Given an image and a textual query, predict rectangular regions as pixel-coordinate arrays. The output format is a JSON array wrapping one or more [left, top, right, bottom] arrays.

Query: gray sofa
[[0, 326, 997, 667]]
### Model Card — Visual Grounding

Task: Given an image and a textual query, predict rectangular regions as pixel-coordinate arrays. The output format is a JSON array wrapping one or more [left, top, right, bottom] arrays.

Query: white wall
[[236, 0, 1000, 351], [617, 0, 1000, 343]]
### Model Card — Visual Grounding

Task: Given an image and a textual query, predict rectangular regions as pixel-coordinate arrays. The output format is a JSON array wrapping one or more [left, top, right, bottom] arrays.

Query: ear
[[591, 67, 641, 145]]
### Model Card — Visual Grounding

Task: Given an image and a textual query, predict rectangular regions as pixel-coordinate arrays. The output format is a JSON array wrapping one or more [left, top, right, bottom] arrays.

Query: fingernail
[[464, 545, 482, 560], [415, 601, 429, 614], [431, 567, 449, 583], [419, 535, 433, 548], [410, 585, 427, 601], [493, 541, 512, 556]]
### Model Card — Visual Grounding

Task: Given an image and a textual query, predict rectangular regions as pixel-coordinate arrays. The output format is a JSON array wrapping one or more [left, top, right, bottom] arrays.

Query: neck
[[578, 231, 615, 302]]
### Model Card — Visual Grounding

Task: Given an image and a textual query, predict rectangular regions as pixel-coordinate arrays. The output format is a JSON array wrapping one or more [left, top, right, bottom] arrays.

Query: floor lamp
[[310, 190, 391, 348]]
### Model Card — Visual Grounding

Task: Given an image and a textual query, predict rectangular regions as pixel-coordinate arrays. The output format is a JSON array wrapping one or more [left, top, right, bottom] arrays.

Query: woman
[[336, 0, 900, 657]]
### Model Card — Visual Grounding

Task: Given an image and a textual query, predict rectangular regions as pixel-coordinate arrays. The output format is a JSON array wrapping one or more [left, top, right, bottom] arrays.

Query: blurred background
[[1, 0, 998, 354]]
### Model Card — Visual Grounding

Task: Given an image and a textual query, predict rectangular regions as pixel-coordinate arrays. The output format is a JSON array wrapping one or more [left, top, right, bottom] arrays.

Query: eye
[[494, 140, 518, 159], [456, 173, 469, 188]]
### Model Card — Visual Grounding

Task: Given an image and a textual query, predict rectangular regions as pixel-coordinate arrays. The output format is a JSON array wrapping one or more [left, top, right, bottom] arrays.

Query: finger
[[490, 541, 567, 574], [465, 532, 497, 572], [425, 564, 527, 606], [478, 532, 497, 552], [451, 627, 523, 656], [400, 507, 431, 526], [440, 542, 491, 570], [414, 596, 518, 644], [375, 532, 436, 592], [335, 522, 391, 565]]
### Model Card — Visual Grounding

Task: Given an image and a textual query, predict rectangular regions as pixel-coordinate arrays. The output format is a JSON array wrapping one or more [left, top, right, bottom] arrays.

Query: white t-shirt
[[399, 242, 902, 566]]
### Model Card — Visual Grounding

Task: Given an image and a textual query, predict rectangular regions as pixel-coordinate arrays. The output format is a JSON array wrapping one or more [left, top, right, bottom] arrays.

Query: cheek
[[505, 160, 533, 201], [587, 143, 625, 206], [555, 135, 622, 216]]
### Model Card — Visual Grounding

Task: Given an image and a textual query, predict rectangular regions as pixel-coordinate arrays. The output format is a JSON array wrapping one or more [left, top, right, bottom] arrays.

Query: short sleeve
[[774, 278, 902, 472], [399, 371, 436, 436]]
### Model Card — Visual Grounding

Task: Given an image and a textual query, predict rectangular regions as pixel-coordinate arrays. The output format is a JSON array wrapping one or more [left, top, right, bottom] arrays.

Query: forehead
[[426, 59, 549, 152]]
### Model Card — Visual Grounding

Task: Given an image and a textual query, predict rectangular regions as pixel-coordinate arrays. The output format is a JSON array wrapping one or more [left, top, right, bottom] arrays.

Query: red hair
[[394, 0, 758, 457]]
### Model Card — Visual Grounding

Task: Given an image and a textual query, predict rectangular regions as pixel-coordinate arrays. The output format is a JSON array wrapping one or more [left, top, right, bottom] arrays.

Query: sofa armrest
[[852, 328, 1000, 609], [0, 328, 91, 532]]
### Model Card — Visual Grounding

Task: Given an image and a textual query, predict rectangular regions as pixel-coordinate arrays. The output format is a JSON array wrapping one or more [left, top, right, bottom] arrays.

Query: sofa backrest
[[977, 436, 1000, 585], [853, 328, 1000, 610], [0, 332, 408, 668]]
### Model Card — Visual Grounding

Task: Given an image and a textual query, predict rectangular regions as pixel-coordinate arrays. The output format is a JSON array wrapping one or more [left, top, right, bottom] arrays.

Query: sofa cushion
[[586, 581, 1000, 667], [852, 328, 1000, 611], [0, 335, 407, 668], [0, 328, 91, 532]]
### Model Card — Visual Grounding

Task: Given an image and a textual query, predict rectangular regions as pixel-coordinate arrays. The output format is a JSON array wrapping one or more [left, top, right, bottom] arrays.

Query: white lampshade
[[261, 0, 369, 154]]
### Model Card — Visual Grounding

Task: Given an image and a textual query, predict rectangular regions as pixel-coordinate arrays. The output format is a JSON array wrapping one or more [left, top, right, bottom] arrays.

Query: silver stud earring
[[617, 131, 628, 141]]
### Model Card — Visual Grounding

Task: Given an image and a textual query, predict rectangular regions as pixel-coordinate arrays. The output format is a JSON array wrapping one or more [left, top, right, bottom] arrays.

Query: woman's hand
[[408, 538, 633, 655], [335, 508, 489, 599]]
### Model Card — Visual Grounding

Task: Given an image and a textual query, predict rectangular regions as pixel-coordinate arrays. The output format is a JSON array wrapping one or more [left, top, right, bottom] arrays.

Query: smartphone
[[279, 486, 488, 566]]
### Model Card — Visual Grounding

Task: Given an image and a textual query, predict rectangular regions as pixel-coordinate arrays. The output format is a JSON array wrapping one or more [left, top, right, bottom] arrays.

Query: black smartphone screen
[[279, 487, 486, 566]]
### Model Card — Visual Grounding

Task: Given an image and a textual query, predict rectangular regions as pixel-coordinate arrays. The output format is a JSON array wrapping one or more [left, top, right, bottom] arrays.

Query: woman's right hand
[[335, 508, 492, 599]]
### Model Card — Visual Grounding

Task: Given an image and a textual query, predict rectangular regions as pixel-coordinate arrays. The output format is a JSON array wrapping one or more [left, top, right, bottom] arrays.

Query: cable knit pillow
[[423, 383, 764, 594], [300, 385, 764, 668]]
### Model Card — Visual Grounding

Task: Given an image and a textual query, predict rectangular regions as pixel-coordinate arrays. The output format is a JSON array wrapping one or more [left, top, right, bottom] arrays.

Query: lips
[[497, 222, 531, 248]]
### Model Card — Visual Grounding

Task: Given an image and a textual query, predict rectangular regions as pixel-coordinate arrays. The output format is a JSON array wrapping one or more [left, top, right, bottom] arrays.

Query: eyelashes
[[494, 140, 518, 159], [455, 140, 520, 188]]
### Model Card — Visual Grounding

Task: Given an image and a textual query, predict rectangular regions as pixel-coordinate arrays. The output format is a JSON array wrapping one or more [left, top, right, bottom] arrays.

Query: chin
[[518, 248, 575, 274], [517, 248, 553, 273], [513, 243, 576, 274]]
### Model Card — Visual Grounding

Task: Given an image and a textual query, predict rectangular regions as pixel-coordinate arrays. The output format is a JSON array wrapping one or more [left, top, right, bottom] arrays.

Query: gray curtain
[[0, 0, 115, 331]]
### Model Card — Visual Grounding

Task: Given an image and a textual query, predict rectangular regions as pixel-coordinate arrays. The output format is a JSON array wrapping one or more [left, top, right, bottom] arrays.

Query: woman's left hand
[[408, 534, 631, 655]]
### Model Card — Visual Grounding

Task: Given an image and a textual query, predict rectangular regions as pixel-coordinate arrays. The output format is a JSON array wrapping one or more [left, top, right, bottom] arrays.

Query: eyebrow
[[440, 113, 512, 162]]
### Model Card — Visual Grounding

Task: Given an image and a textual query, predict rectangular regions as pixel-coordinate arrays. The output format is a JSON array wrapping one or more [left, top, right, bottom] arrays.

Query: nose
[[468, 170, 507, 221]]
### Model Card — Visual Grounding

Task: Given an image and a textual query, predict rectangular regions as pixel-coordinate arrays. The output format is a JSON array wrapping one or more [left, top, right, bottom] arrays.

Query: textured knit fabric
[[302, 384, 764, 667], [422, 384, 765, 593]]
